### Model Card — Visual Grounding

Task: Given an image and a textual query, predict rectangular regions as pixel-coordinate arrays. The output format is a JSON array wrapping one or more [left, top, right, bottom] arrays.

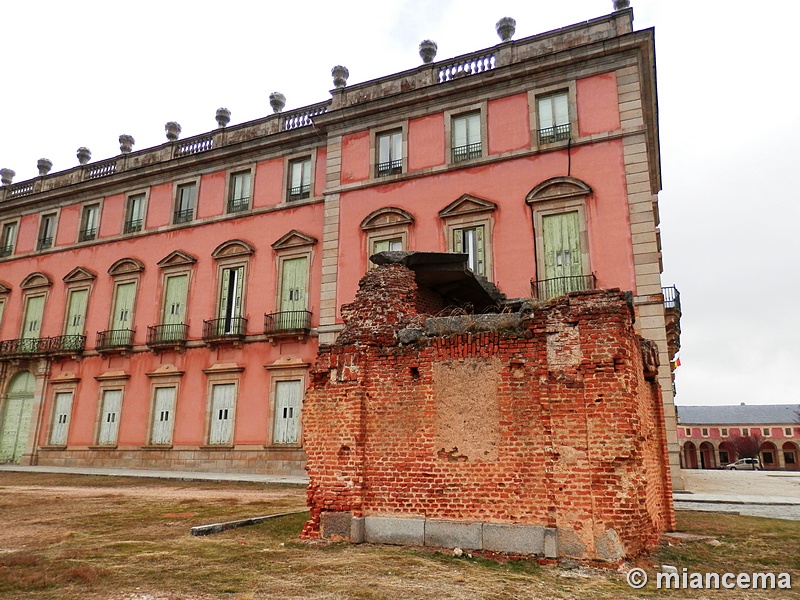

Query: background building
[[0, 6, 680, 481], [678, 404, 800, 470]]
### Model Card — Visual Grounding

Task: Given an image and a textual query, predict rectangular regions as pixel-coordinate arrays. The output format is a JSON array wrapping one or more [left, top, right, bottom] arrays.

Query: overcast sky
[[1, 1, 798, 407]]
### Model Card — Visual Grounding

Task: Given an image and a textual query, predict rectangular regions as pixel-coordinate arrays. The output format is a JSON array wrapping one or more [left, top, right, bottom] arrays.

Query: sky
[[1, 0, 798, 407]]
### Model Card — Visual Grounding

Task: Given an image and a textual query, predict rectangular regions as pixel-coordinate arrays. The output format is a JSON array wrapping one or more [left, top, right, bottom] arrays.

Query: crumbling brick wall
[[302, 263, 675, 561]]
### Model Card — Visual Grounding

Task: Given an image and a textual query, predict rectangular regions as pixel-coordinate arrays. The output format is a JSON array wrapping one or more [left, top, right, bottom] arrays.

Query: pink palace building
[[0, 4, 682, 481]]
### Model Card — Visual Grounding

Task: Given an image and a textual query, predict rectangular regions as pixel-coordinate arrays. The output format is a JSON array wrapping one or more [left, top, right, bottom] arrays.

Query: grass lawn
[[1, 472, 798, 599]]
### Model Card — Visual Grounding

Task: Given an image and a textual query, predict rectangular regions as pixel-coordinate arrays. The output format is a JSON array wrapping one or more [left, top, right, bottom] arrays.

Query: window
[[360, 207, 414, 271], [277, 256, 309, 329], [50, 391, 73, 446], [273, 380, 302, 444], [701, 428, 709, 437], [763, 428, 771, 437], [150, 387, 176, 445], [785, 427, 793, 437], [742, 428, 749, 436], [786, 452, 796, 465], [124, 193, 146, 233], [684, 428, 691, 436], [451, 112, 481, 163], [0, 222, 18, 257], [721, 428, 728, 437], [208, 383, 235, 445], [372, 238, 403, 254], [98, 389, 122, 446], [159, 274, 189, 341], [376, 130, 403, 177], [287, 158, 311, 201], [21, 295, 45, 341], [537, 91, 570, 144], [38, 213, 57, 250], [227, 171, 251, 213], [174, 183, 196, 224], [79, 204, 100, 242], [719, 451, 730, 464], [215, 266, 245, 335], [453, 226, 486, 276], [64, 288, 88, 338]]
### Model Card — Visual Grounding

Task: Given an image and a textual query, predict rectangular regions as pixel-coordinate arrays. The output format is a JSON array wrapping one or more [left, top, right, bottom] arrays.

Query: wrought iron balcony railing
[[0, 335, 85, 359], [662, 286, 681, 313], [288, 184, 311, 201], [96, 329, 135, 351], [78, 228, 97, 242], [537, 123, 571, 145], [0, 245, 13, 257], [531, 274, 596, 301], [264, 310, 312, 335], [227, 197, 250, 213], [37, 237, 53, 250], [146, 324, 188, 347], [123, 219, 143, 234], [203, 317, 247, 342], [452, 142, 482, 163], [376, 159, 402, 177], [173, 209, 194, 224]]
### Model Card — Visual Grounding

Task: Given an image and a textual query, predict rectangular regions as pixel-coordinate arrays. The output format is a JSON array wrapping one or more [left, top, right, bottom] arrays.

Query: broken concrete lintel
[[190, 509, 307, 536]]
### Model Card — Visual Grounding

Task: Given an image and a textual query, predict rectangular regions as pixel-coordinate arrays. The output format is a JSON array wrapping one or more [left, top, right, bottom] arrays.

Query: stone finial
[[419, 40, 438, 64], [37, 159, 53, 176], [331, 65, 349, 89], [269, 92, 286, 114], [215, 108, 231, 128], [613, 0, 631, 9], [0, 168, 14, 185], [496, 17, 516, 42], [165, 121, 182, 141], [119, 135, 135, 154], [76, 147, 92, 165]]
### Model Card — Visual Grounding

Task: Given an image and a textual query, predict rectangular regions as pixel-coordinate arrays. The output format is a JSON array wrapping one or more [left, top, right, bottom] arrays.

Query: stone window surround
[[61, 284, 92, 338], [144, 366, 185, 448], [360, 207, 415, 271], [370, 123, 408, 179], [91, 372, 130, 448], [36, 209, 60, 251], [211, 240, 255, 325], [264, 359, 308, 448], [201, 364, 244, 448], [223, 164, 256, 214], [18, 272, 52, 339], [444, 101, 488, 165], [282, 149, 318, 204], [106, 259, 145, 334], [155, 251, 197, 328], [77, 200, 103, 243], [439, 197, 495, 280], [172, 176, 201, 225], [271, 232, 316, 315], [528, 80, 577, 150], [44, 384, 76, 449], [1, 218, 21, 257], [122, 188, 150, 235]]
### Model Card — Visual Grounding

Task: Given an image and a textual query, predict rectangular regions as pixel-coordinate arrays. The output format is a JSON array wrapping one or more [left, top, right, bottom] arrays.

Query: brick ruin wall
[[301, 264, 675, 561]]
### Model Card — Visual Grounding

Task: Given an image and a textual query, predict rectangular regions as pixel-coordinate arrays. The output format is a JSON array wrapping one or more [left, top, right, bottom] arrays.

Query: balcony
[[662, 285, 682, 366], [531, 274, 596, 302], [146, 324, 188, 351], [123, 219, 143, 234], [0, 244, 13, 257], [173, 209, 194, 224], [452, 142, 482, 163], [287, 184, 311, 201], [37, 237, 53, 250], [203, 317, 247, 345], [78, 228, 97, 242], [264, 310, 311, 340], [376, 159, 402, 177], [0, 335, 85, 360], [227, 197, 250, 214], [537, 123, 571, 145], [96, 329, 135, 353]]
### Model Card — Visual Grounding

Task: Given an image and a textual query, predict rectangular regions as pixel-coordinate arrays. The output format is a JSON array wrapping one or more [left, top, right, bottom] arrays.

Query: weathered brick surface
[[302, 264, 674, 560]]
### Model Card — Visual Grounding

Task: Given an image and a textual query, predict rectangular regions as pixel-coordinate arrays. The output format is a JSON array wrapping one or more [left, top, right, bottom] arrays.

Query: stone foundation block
[[365, 516, 425, 545], [483, 524, 546, 554], [424, 519, 482, 550]]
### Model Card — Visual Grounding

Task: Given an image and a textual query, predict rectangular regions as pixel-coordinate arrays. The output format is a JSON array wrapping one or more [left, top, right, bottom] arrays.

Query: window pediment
[[438, 194, 497, 218], [20, 272, 53, 290], [157, 250, 197, 268], [272, 230, 317, 251], [0, 281, 10, 294], [526, 177, 591, 204], [108, 258, 145, 276], [360, 207, 414, 231], [63, 266, 97, 283], [212, 239, 255, 259]]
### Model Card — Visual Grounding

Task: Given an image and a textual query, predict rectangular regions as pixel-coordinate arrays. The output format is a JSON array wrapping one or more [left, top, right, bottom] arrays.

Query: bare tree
[[724, 431, 764, 460]]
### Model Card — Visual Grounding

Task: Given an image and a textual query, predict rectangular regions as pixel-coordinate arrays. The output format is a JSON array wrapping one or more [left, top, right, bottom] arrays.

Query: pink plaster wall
[[253, 158, 283, 208], [408, 114, 445, 171], [15, 213, 38, 254], [577, 72, 621, 136], [488, 93, 530, 154], [314, 147, 327, 197], [341, 132, 370, 184], [198, 172, 226, 219], [100, 194, 124, 237], [146, 183, 173, 229]]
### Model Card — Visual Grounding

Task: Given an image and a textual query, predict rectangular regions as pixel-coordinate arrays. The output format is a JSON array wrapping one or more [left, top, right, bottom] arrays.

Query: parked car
[[724, 458, 762, 470]]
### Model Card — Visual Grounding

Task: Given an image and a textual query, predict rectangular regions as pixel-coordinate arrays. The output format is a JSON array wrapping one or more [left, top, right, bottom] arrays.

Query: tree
[[724, 431, 764, 460]]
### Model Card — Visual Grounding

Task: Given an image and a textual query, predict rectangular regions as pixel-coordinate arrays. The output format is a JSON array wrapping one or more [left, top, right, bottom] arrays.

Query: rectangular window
[[22, 295, 45, 341], [64, 289, 88, 337], [125, 193, 146, 233], [0, 298, 5, 330], [763, 428, 771, 437], [150, 387, 176, 445], [684, 428, 691, 436], [785, 427, 793, 437], [279, 256, 309, 323], [786, 452, 796, 464], [174, 183, 196, 224], [273, 380, 302, 444], [719, 451, 730, 464], [376, 130, 403, 176], [701, 428, 709, 437], [451, 112, 481, 163], [0, 222, 17, 257], [79, 204, 100, 242], [50, 392, 73, 446], [742, 428, 749, 436], [721, 428, 728, 437], [453, 226, 485, 276], [98, 389, 122, 446], [159, 274, 189, 342], [111, 281, 136, 332], [288, 158, 311, 201], [372, 238, 403, 254], [38, 213, 57, 250], [537, 92, 570, 144], [227, 171, 251, 213], [209, 383, 235, 445], [216, 266, 244, 335]]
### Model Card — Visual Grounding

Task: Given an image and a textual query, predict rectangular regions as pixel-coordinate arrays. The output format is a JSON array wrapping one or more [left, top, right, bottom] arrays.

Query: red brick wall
[[302, 264, 674, 560]]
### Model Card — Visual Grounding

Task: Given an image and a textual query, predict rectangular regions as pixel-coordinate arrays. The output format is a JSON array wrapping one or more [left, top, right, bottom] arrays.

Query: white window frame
[[96, 387, 124, 446], [49, 391, 74, 446], [445, 105, 486, 164], [78, 202, 101, 242], [148, 385, 178, 446], [123, 190, 149, 234], [37, 211, 59, 251], [225, 167, 254, 214], [372, 126, 406, 178], [207, 382, 237, 446], [173, 178, 200, 225], [265, 364, 308, 448], [1, 220, 20, 257], [529, 81, 577, 149], [284, 152, 315, 203]]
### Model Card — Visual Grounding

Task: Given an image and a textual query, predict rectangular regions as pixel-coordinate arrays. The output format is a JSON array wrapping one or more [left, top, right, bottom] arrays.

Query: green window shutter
[[453, 229, 464, 253], [112, 282, 136, 330], [0, 300, 5, 330], [22, 295, 45, 339], [273, 380, 302, 444], [280, 257, 308, 313], [542, 212, 584, 297], [162, 275, 188, 325], [373, 240, 391, 254], [64, 289, 88, 336], [475, 226, 486, 276]]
